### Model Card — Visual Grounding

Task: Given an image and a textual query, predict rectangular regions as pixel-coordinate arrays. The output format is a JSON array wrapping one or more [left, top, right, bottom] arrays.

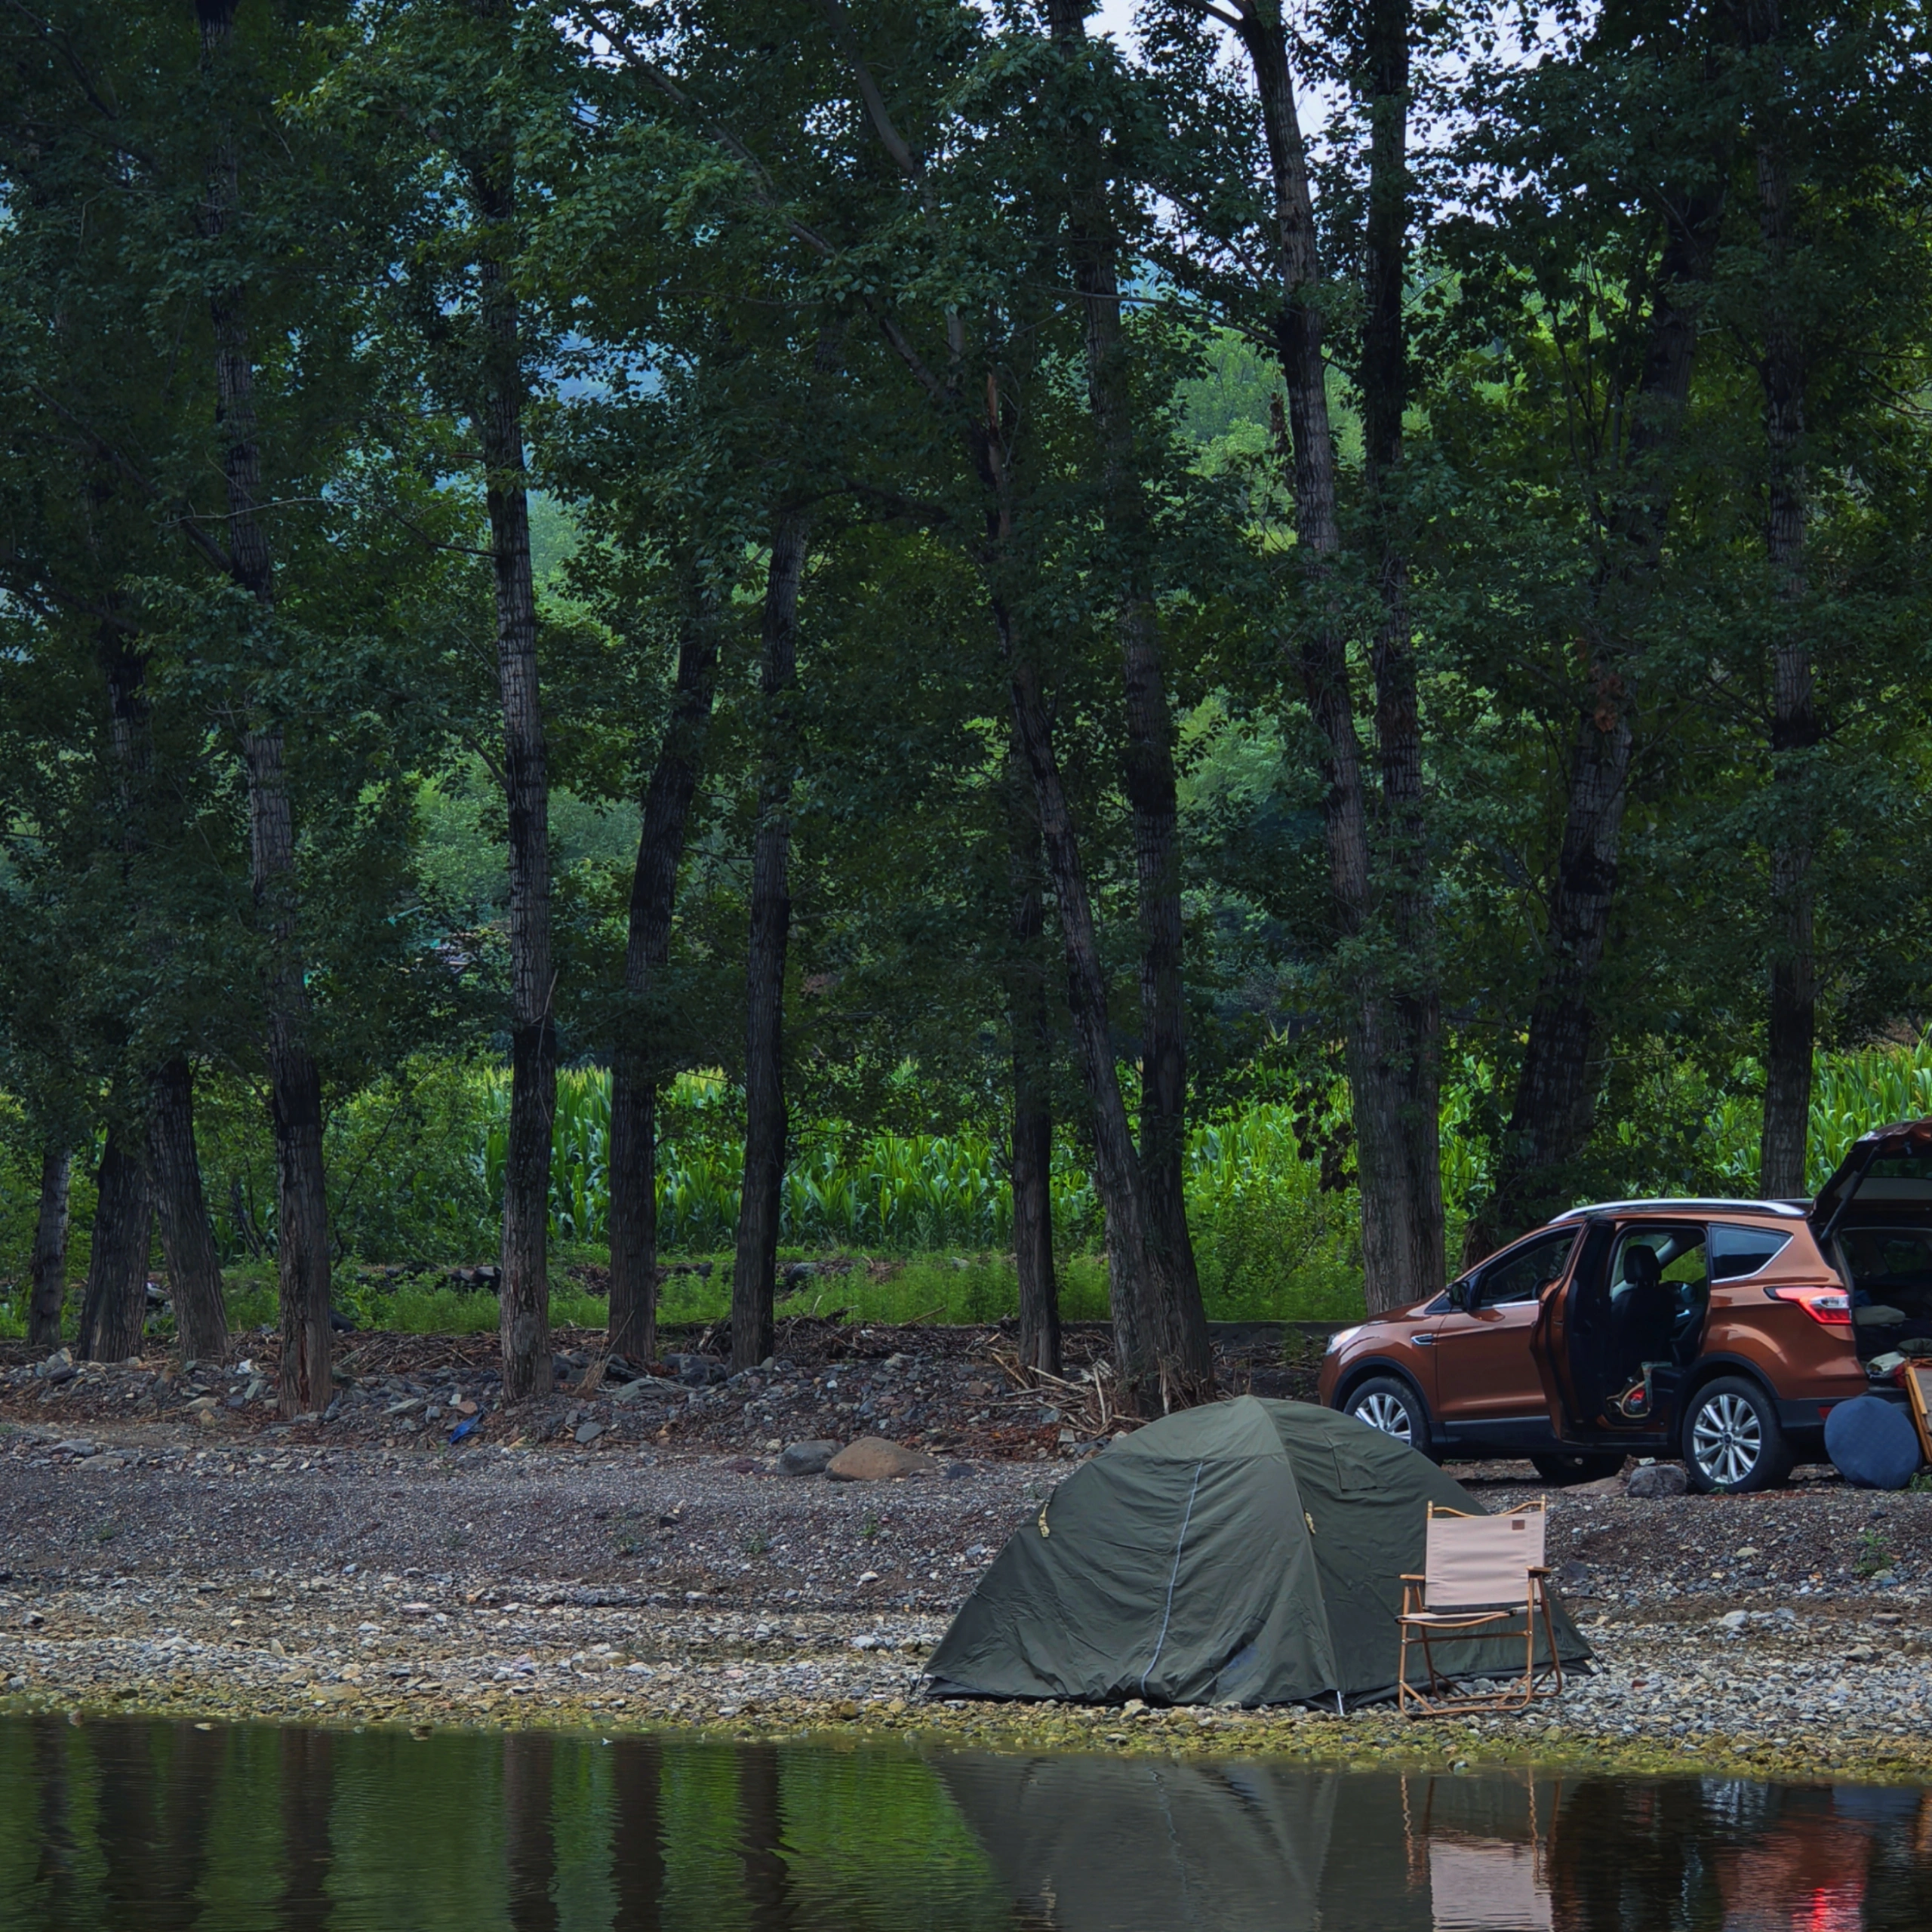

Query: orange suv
[[1318, 1121, 1932, 1491]]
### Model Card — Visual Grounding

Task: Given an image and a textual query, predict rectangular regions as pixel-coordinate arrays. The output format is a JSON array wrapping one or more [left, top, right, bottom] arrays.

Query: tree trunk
[[1225, 2, 1438, 1314], [466, 128, 555, 1405], [199, 0, 332, 1416], [1753, 110, 1817, 1201], [146, 1057, 227, 1361], [1004, 642, 1214, 1411], [1005, 743, 1060, 1377], [608, 570, 721, 1364], [1358, 0, 1446, 1308], [27, 1145, 72, 1351], [834, 11, 1209, 1405], [1048, 0, 1206, 1327], [77, 1126, 152, 1363], [731, 509, 811, 1374]]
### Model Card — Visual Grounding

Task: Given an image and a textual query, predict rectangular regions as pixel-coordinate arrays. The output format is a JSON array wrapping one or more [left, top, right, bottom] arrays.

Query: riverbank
[[3, 1363, 1930, 1788]]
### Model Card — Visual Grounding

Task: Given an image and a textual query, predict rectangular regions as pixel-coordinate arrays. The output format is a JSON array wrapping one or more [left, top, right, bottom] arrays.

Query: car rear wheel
[[1531, 1452, 1627, 1486], [1682, 1377, 1793, 1494], [1343, 1376, 1437, 1460]]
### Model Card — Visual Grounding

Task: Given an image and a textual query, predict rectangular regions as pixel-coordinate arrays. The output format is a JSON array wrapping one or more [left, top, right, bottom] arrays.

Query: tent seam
[[1139, 1460, 1204, 1698]]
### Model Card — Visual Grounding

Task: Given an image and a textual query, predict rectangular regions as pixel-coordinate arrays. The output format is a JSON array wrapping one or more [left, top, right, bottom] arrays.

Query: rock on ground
[[826, 1438, 941, 1481]]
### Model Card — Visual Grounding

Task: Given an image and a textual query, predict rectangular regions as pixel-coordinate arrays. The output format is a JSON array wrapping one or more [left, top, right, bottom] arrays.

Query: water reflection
[[0, 1715, 1926, 1930]]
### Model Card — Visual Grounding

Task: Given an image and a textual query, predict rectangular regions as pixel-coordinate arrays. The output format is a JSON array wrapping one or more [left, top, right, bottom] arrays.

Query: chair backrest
[[1423, 1506, 1546, 1610]]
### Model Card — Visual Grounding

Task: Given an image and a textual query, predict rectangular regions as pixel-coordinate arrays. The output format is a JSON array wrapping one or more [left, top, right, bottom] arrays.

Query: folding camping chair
[[1905, 1362, 1932, 1469], [1398, 1499, 1563, 1718]]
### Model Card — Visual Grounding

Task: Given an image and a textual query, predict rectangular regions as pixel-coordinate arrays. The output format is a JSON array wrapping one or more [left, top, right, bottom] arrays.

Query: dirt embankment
[[2, 1324, 1929, 1783]]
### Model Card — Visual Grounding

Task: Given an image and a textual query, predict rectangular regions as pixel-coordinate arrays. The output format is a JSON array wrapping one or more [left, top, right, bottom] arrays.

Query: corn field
[[478, 1069, 1105, 1252], [469, 1036, 1932, 1257]]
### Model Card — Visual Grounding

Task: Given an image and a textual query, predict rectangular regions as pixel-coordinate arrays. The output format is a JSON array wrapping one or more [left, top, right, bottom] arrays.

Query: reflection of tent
[[937, 1755, 1409, 1932], [937, 1756, 1559, 1932], [926, 1397, 1591, 1707]]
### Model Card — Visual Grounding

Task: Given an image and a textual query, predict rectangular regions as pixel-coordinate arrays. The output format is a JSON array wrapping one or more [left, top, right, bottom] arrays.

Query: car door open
[[1435, 1229, 1580, 1436]]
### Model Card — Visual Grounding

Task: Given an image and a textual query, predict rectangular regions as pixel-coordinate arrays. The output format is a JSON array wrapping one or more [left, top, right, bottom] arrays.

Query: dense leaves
[[2, 0, 1930, 1364]]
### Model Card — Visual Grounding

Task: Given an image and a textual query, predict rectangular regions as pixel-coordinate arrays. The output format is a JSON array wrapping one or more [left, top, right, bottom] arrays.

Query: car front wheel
[[1682, 1377, 1793, 1494], [1343, 1375, 1437, 1460]]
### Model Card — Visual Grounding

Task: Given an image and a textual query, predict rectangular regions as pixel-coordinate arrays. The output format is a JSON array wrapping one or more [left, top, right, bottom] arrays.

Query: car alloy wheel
[[1690, 1391, 1762, 1487], [1353, 1389, 1413, 1444]]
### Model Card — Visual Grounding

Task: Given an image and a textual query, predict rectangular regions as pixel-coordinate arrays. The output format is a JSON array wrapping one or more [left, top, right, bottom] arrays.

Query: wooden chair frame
[[1905, 1362, 1932, 1468], [1398, 1500, 1564, 1719]]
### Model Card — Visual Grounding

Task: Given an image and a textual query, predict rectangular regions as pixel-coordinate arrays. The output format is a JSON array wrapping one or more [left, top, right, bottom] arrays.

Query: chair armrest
[[1399, 1574, 1425, 1583]]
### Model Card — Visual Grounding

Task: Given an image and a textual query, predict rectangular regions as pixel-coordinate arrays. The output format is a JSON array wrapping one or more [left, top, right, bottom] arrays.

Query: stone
[[1626, 1463, 1687, 1498], [825, 1437, 943, 1482], [1556, 1558, 1594, 1595], [609, 1377, 676, 1406], [779, 1439, 840, 1477], [1718, 1610, 1749, 1633], [574, 1421, 605, 1445]]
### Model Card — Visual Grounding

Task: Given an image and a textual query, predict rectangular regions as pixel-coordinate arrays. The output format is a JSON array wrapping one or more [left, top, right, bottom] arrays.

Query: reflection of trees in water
[[737, 1742, 792, 1930], [6, 1719, 1930, 1931], [1550, 1777, 1726, 1932], [611, 1736, 665, 1930], [505, 1730, 559, 1932], [278, 1723, 333, 1930]]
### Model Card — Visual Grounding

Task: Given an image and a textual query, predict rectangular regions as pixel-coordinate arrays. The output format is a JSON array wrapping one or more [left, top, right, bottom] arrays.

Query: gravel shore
[[4, 1338, 1930, 1785]]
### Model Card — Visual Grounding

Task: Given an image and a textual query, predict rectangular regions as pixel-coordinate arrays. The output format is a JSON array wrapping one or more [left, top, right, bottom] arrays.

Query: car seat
[[1612, 1244, 1678, 1381]]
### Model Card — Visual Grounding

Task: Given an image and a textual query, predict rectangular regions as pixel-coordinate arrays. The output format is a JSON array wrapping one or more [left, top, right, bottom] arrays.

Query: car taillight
[[1766, 1284, 1851, 1326]]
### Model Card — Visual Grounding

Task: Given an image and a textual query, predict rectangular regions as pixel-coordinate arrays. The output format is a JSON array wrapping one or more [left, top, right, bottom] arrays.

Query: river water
[[0, 1715, 1927, 1929]]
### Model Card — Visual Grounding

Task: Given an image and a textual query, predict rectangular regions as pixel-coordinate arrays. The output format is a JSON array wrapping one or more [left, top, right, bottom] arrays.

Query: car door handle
[[1413, 1333, 1435, 1346]]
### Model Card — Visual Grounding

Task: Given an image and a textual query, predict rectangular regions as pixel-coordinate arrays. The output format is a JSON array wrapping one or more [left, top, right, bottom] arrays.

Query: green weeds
[[1854, 1529, 1895, 1578]]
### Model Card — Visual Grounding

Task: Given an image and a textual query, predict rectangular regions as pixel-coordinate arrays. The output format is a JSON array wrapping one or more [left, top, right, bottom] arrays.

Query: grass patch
[[2, 1241, 1361, 1346]]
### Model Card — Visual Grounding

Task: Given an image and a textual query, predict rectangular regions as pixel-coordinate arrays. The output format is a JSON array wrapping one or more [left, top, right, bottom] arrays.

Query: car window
[[1475, 1229, 1577, 1308], [1840, 1227, 1932, 1297], [1709, 1223, 1793, 1281], [1611, 1226, 1709, 1299]]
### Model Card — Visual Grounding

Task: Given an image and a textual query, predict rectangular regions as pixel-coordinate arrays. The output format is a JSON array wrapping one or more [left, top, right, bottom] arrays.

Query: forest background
[[2, 0, 1930, 1413]]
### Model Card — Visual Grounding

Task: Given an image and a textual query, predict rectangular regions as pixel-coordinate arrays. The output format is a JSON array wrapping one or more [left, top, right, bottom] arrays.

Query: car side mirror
[[1446, 1279, 1469, 1311]]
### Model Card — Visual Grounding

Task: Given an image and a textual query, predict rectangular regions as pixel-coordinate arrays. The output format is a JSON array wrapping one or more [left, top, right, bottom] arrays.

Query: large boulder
[[826, 1436, 942, 1481], [608, 1376, 678, 1406], [1626, 1462, 1687, 1498]]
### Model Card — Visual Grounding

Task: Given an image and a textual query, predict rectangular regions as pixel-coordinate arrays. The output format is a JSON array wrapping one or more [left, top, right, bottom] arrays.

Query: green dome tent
[[925, 1396, 1592, 1709]]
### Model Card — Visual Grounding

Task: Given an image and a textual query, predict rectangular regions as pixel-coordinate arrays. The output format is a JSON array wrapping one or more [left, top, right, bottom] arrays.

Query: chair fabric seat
[[1398, 1500, 1564, 1718]]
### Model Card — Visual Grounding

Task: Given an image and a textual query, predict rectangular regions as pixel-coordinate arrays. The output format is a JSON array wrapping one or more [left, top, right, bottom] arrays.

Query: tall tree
[[198, 0, 332, 1409], [1171, 0, 1445, 1310], [76, 1121, 152, 1363], [1048, 0, 1208, 1325], [816, 0, 1214, 1407], [466, 76, 558, 1404], [608, 560, 721, 1364], [731, 507, 811, 1373], [146, 1059, 226, 1358], [1357, 0, 1445, 1303], [26, 1145, 73, 1352], [1004, 741, 1060, 1375], [1751, 70, 1816, 1201], [1467, 14, 1737, 1249]]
